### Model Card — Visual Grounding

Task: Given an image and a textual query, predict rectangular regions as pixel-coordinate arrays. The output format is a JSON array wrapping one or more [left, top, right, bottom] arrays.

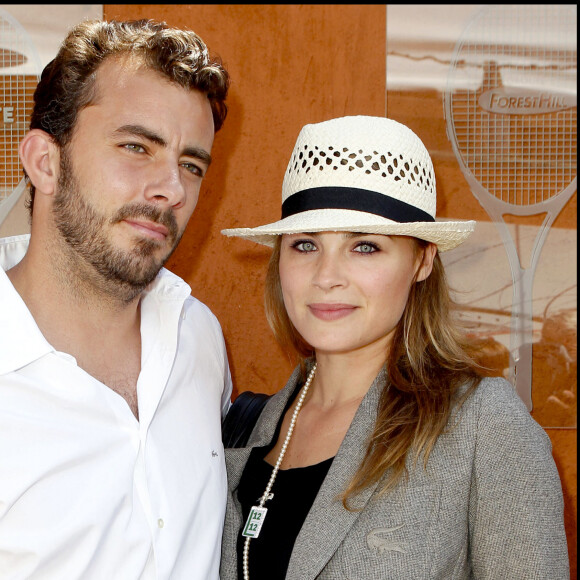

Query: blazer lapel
[[286, 370, 386, 580], [225, 366, 304, 489], [222, 369, 304, 579]]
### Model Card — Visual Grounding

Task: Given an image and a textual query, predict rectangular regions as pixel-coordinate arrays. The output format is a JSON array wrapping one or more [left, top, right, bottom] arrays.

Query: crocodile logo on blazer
[[366, 525, 407, 554]]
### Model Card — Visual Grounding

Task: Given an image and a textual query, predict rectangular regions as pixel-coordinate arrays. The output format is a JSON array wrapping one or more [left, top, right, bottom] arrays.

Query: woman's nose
[[311, 252, 347, 290]]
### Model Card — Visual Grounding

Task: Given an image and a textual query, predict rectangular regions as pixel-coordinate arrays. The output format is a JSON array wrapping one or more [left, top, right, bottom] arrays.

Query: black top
[[236, 389, 334, 579]]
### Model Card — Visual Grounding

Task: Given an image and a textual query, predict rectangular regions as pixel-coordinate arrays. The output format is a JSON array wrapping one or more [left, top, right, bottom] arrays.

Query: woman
[[220, 116, 569, 579]]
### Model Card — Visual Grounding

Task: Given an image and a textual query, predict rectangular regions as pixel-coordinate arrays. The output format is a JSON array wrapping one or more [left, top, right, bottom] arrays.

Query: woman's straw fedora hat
[[222, 116, 475, 251]]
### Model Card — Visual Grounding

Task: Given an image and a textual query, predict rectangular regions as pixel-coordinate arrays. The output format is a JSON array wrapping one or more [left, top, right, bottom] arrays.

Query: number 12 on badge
[[242, 506, 267, 538]]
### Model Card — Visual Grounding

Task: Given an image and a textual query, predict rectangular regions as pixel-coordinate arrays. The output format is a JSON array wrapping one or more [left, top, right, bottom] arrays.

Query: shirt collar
[[0, 234, 192, 375], [0, 233, 29, 268], [0, 235, 54, 374], [142, 264, 192, 305]]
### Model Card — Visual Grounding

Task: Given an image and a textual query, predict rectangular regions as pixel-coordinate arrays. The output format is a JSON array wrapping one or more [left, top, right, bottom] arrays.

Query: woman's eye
[[353, 242, 378, 254], [293, 240, 317, 252]]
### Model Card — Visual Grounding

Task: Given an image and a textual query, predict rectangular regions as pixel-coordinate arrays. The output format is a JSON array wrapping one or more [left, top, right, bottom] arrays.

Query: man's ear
[[19, 129, 60, 196], [416, 242, 437, 282]]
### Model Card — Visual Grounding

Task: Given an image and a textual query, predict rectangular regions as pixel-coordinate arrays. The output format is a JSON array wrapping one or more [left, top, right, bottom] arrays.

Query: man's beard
[[52, 150, 182, 300]]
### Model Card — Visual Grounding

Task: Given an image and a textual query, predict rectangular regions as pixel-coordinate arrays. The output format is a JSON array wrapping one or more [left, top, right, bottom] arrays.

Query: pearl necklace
[[241, 364, 317, 580]]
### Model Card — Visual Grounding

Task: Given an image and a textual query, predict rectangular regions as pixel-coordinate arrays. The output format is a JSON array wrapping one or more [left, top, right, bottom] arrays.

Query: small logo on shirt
[[212, 450, 218, 458], [367, 525, 407, 554]]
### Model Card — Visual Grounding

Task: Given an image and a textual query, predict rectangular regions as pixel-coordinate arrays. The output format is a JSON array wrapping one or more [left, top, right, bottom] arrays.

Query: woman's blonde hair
[[264, 235, 481, 508]]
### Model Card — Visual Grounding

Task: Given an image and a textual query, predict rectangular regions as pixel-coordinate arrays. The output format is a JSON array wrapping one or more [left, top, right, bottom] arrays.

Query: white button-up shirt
[[0, 235, 233, 579]]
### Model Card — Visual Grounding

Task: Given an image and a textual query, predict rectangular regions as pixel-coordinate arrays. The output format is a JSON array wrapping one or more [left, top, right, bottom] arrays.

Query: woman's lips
[[308, 303, 357, 321]]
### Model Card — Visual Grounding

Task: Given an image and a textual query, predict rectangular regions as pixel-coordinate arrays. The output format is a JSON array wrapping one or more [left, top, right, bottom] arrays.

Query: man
[[0, 19, 232, 579]]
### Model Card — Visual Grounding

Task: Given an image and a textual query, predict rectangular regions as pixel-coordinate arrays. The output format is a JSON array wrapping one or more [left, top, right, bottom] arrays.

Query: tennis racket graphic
[[0, 7, 41, 227], [444, 4, 577, 411]]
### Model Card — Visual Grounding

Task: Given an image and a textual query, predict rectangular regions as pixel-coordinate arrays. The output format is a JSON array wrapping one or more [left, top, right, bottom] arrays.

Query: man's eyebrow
[[114, 124, 212, 166], [185, 146, 212, 168]]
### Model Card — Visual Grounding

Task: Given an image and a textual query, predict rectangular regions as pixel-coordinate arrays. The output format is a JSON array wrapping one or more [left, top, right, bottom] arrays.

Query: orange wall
[[104, 6, 575, 574]]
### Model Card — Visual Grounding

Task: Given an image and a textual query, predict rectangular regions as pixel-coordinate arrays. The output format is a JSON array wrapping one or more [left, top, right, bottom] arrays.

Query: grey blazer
[[221, 368, 569, 579]]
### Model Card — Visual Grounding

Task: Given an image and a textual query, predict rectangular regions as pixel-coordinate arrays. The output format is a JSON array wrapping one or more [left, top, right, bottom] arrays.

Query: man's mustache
[[111, 203, 179, 239]]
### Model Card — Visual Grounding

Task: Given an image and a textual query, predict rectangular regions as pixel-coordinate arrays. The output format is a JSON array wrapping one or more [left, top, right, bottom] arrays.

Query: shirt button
[[158, 518, 164, 528]]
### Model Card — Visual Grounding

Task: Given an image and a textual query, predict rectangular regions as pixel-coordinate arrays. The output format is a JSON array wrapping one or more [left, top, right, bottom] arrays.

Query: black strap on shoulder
[[222, 391, 271, 448]]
